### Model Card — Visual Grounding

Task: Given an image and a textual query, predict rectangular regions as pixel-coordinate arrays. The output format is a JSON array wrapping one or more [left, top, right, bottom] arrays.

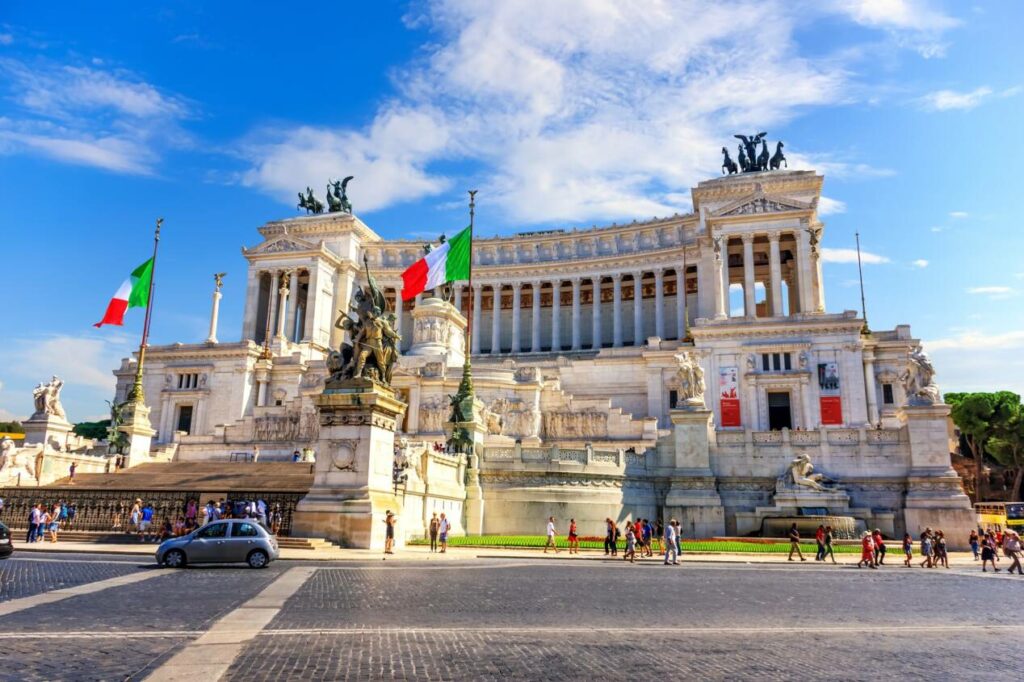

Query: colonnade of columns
[[249, 268, 311, 344], [716, 230, 822, 319]]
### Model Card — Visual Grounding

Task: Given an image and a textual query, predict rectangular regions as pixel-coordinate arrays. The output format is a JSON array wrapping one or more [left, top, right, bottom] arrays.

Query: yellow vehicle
[[975, 502, 1024, 532]]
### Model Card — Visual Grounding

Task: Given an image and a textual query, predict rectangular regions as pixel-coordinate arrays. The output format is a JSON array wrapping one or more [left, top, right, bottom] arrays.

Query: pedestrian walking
[[968, 529, 980, 560], [872, 529, 886, 566], [920, 531, 934, 568], [787, 523, 806, 561], [815, 524, 826, 561], [1004, 530, 1022, 575], [129, 499, 142, 534], [624, 525, 637, 563], [663, 519, 678, 565], [567, 518, 579, 554], [384, 510, 396, 555], [544, 516, 559, 554], [438, 512, 450, 553], [675, 520, 683, 558], [823, 525, 837, 564], [252, 445, 260, 463], [603, 518, 616, 556], [139, 503, 155, 542], [652, 519, 663, 554], [642, 519, 654, 557], [857, 531, 876, 569], [902, 533, 914, 567], [981, 531, 999, 572], [935, 530, 949, 569], [428, 512, 440, 553], [68, 462, 77, 484], [26, 503, 40, 543], [66, 501, 76, 530]]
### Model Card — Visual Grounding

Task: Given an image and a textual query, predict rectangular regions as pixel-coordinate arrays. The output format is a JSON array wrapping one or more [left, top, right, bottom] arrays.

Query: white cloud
[[818, 196, 847, 215], [911, 259, 929, 268], [0, 58, 190, 174], [0, 333, 134, 422], [829, 0, 958, 57], [237, 1, 955, 225], [929, 226, 946, 233], [949, 210, 968, 218], [922, 87, 992, 111], [928, 330, 1024, 394], [820, 247, 890, 264], [967, 286, 1015, 299]]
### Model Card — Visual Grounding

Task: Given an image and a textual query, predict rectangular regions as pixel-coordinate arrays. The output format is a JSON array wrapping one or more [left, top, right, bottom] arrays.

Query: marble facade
[[112, 168, 973, 544]]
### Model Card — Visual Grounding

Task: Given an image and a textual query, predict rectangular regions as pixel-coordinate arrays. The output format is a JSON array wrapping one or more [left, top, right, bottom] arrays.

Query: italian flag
[[94, 258, 154, 327], [401, 225, 471, 301]]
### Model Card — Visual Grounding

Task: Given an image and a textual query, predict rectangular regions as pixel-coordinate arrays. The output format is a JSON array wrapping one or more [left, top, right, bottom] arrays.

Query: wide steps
[[44, 462, 314, 492]]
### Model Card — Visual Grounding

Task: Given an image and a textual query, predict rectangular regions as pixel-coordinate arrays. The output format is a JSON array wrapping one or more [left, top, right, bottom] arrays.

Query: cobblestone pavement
[[0, 554, 1021, 681]]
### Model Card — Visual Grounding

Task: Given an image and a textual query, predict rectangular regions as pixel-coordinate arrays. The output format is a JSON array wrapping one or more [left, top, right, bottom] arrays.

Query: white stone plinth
[[292, 380, 408, 549], [119, 401, 156, 468], [22, 414, 73, 451], [406, 297, 466, 366], [663, 408, 725, 537]]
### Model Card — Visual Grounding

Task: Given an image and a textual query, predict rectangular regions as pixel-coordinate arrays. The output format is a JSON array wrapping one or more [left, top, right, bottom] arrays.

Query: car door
[[188, 521, 229, 562], [228, 521, 262, 562]]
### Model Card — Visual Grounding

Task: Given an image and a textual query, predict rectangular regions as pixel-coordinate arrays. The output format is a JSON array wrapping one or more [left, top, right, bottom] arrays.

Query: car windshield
[[194, 522, 228, 539]]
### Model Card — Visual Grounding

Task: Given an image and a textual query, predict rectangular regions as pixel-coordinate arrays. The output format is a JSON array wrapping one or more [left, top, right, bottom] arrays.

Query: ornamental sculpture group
[[327, 256, 401, 386], [722, 132, 787, 175], [297, 176, 354, 215]]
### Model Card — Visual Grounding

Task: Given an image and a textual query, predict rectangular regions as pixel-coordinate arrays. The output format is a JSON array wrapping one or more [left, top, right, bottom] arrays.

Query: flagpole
[[855, 231, 870, 335], [128, 217, 163, 405], [465, 189, 477, 360]]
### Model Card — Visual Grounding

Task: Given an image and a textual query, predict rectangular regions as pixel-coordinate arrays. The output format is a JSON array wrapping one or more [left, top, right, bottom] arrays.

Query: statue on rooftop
[[901, 345, 940, 406], [327, 176, 354, 214], [31, 376, 66, 420], [297, 187, 324, 214]]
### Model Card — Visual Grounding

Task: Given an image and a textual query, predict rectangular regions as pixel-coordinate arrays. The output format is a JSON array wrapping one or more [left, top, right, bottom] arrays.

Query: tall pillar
[[551, 280, 561, 352], [453, 284, 463, 314], [654, 269, 665, 339], [742, 235, 756, 318], [207, 285, 222, 344], [511, 282, 522, 353], [286, 271, 301, 340], [267, 271, 280, 340], [796, 228, 812, 314], [276, 273, 290, 340], [768, 231, 783, 316], [676, 266, 687, 340], [612, 274, 623, 347], [571, 278, 582, 351], [633, 271, 644, 346], [472, 285, 482, 354], [302, 264, 320, 343], [713, 243, 727, 319], [591, 277, 603, 351], [490, 286, 502, 355], [864, 351, 880, 426], [530, 282, 541, 352]]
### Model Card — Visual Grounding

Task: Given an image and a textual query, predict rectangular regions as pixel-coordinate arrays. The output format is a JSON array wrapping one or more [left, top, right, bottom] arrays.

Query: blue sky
[[1, 1, 1022, 421]]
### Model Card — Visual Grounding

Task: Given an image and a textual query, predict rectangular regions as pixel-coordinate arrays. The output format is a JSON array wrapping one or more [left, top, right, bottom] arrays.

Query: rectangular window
[[762, 354, 770, 371], [783, 353, 792, 371], [669, 390, 678, 409], [882, 383, 894, 405], [772, 353, 781, 371]]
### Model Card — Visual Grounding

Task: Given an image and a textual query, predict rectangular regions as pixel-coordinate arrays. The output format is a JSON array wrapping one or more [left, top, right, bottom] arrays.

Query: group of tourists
[[972, 527, 1023, 574], [24, 500, 76, 543], [114, 497, 285, 543], [542, 517, 684, 565], [426, 511, 452, 553]]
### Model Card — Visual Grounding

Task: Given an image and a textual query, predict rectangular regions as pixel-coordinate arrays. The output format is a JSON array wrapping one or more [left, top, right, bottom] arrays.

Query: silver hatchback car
[[156, 519, 279, 569]]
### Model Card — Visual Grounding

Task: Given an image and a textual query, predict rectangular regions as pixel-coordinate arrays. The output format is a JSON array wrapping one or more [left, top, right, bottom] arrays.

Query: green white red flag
[[401, 225, 471, 300], [94, 258, 154, 327]]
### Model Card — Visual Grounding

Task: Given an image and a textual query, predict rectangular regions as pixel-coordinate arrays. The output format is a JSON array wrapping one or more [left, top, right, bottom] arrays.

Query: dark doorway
[[176, 405, 194, 434], [767, 392, 792, 430]]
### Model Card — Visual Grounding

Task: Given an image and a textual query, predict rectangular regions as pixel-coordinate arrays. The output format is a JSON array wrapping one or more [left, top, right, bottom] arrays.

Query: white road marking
[[0, 570, 164, 617], [144, 566, 316, 682]]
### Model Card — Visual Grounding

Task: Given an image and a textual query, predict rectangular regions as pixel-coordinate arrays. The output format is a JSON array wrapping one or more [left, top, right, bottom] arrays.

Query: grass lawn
[[408, 535, 866, 554]]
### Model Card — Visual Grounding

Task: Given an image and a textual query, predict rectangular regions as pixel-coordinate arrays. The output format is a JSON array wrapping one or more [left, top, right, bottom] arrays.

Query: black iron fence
[[0, 487, 305, 536]]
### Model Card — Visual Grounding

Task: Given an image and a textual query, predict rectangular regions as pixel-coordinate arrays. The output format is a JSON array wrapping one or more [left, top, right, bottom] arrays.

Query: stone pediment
[[249, 235, 319, 255], [713, 189, 812, 218]]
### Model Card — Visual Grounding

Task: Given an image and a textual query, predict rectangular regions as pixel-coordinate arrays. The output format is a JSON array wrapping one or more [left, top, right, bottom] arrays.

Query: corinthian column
[[490, 285, 502, 355], [511, 282, 522, 353], [472, 285, 482, 354], [633, 271, 644, 346], [591, 277, 603, 351], [768, 231, 783, 316], [864, 350, 880, 425], [742, 234, 756, 318], [676, 265, 687, 340], [530, 282, 541, 352], [206, 276, 223, 344], [551, 280, 561, 352], [612, 274, 623, 347], [275, 273, 290, 340], [654, 269, 665, 339], [571, 278, 582, 351]]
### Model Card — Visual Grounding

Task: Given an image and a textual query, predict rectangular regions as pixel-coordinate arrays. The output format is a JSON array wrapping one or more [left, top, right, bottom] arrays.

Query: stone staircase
[[539, 385, 653, 440], [46, 461, 314, 492]]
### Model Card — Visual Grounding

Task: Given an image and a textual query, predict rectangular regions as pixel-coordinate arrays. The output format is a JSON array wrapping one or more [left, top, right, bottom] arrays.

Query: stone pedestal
[[292, 379, 407, 549], [446, 398, 487, 536], [899, 403, 975, 549], [22, 413, 73, 451], [406, 297, 466, 367], [118, 402, 156, 468], [663, 408, 726, 538]]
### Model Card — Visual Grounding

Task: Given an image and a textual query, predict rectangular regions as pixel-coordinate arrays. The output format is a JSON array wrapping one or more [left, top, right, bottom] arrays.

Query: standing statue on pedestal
[[32, 376, 66, 420], [901, 345, 940, 406], [673, 352, 706, 408], [326, 176, 354, 214], [327, 255, 401, 385]]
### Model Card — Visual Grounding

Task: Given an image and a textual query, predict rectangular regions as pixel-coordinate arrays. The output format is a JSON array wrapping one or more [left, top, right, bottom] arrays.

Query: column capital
[[570, 276, 582, 286], [654, 268, 665, 280], [510, 281, 522, 291], [611, 272, 622, 282], [766, 230, 781, 242], [632, 271, 644, 281], [741, 233, 755, 245]]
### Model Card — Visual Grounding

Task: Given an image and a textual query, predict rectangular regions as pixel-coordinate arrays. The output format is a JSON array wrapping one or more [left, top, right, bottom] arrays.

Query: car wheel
[[163, 549, 186, 569], [247, 549, 269, 569]]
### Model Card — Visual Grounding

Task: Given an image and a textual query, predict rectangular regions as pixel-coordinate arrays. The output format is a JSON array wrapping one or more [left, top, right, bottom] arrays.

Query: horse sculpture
[[737, 144, 750, 172], [326, 176, 354, 213], [756, 139, 770, 172], [721, 147, 738, 175], [297, 187, 324, 214], [770, 141, 787, 170]]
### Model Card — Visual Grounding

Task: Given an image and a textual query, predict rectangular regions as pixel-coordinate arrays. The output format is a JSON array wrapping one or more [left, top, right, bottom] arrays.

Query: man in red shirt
[[815, 525, 826, 561]]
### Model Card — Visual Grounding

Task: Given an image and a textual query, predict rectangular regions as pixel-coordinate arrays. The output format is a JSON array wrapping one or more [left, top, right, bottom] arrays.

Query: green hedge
[[409, 535, 870, 554]]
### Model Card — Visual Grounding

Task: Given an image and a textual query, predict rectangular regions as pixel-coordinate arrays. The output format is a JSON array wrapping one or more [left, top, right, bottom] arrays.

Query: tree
[[990, 403, 1024, 501], [73, 420, 111, 440], [0, 421, 24, 434], [947, 391, 1020, 500]]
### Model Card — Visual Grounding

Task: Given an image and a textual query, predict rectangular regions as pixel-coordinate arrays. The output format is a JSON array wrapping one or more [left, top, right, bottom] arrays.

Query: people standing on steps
[[787, 523, 806, 561]]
